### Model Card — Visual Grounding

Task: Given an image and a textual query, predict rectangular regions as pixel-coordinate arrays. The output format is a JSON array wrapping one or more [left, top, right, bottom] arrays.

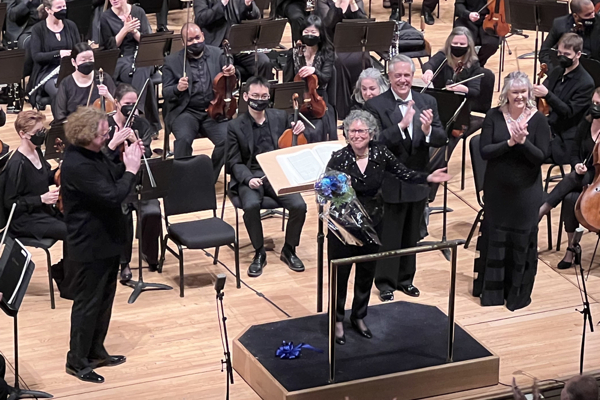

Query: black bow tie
[[396, 99, 410, 106]]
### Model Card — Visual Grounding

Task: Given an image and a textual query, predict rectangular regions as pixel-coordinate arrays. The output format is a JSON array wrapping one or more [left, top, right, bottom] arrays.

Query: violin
[[292, 41, 327, 119], [207, 40, 237, 122], [575, 140, 600, 232], [536, 64, 550, 116], [278, 93, 308, 148], [92, 69, 116, 113], [53, 137, 66, 213], [483, 0, 511, 37]]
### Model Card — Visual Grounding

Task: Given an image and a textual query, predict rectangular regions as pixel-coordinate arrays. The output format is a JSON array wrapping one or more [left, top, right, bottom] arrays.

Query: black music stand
[[581, 57, 600, 88], [238, 79, 305, 114], [228, 19, 287, 68], [66, 0, 93, 41], [43, 122, 67, 160], [57, 49, 120, 85], [0, 237, 53, 400], [124, 158, 174, 304], [333, 21, 395, 70], [0, 50, 26, 111], [136, 32, 175, 68], [168, 34, 184, 55]]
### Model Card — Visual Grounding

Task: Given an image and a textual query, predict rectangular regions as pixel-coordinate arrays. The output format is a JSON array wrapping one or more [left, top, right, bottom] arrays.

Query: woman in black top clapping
[[326, 110, 449, 344]]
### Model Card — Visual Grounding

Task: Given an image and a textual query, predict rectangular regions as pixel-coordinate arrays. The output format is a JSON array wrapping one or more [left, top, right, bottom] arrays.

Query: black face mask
[[53, 9, 67, 20], [581, 16, 595, 28], [248, 98, 269, 112], [558, 55, 574, 68], [77, 61, 94, 75], [301, 34, 320, 47], [120, 104, 135, 118], [590, 104, 600, 119], [187, 42, 205, 57], [450, 45, 468, 58], [29, 128, 47, 147]]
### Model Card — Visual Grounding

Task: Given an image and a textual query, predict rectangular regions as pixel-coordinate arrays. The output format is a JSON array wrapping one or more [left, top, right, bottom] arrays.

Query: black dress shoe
[[399, 284, 420, 297], [379, 290, 394, 302], [66, 365, 104, 383], [280, 247, 305, 272], [422, 9, 435, 25], [120, 264, 132, 283], [336, 334, 346, 345], [148, 263, 159, 272], [557, 260, 573, 270], [90, 355, 127, 368], [389, 7, 400, 21], [350, 317, 373, 339], [248, 251, 267, 277]]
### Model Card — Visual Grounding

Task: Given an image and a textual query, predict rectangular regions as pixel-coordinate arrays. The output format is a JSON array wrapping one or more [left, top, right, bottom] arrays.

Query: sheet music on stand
[[333, 20, 395, 61], [228, 19, 287, 55]]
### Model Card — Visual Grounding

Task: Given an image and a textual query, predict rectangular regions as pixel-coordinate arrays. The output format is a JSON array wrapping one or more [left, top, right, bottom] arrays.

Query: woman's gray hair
[[343, 109, 380, 140], [352, 68, 390, 104], [498, 71, 536, 108]]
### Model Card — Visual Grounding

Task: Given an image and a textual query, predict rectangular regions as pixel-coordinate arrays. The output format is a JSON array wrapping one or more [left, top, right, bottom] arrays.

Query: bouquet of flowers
[[315, 171, 381, 247]]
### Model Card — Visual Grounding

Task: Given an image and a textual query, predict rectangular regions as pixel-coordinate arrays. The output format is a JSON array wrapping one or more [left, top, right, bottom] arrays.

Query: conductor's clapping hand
[[123, 140, 143, 174]]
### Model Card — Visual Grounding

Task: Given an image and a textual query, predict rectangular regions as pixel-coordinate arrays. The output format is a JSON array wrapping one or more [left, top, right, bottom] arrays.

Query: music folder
[[0, 236, 35, 314]]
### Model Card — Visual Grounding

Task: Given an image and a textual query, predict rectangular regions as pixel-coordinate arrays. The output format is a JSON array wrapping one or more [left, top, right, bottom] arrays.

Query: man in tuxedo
[[534, 33, 594, 165], [162, 23, 234, 181], [364, 54, 446, 301], [453, 0, 500, 66], [227, 76, 307, 277], [540, 0, 600, 68], [194, 0, 273, 80]]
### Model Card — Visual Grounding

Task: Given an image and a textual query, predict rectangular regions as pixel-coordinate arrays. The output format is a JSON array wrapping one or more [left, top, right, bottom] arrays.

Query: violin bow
[[420, 58, 447, 93], [582, 129, 600, 165], [182, 0, 192, 78], [476, 0, 494, 14], [443, 73, 485, 90]]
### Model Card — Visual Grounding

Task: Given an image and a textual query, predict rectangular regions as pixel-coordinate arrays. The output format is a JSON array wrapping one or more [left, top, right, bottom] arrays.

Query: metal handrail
[[328, 239, 466, 383]]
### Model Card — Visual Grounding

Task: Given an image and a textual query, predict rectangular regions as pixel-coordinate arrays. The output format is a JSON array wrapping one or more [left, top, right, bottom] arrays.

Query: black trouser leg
[[238, 171, 268, 250], [477, 26, 499, 67], [284, 3, 308, 43], [264, 183, 306, 248], [172, 111, 202, 158], [351, 260, 377, 319], [233, 53, 274, 81], [546, 171, 585, 208], [199, 115, 227, 182], [422, 0, 438, 12], [156, 0, 168, 29], [67, 256, 120, 370], [563, 191, 581, 233]]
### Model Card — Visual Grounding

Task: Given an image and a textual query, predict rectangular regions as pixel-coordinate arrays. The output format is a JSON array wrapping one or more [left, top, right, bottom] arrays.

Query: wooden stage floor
[[1, 3, 600, 399]]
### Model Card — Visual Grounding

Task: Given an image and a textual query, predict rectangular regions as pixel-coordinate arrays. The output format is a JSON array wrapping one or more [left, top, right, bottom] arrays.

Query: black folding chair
[[464, 134, 486, 249], [158, 155, 240, 296]]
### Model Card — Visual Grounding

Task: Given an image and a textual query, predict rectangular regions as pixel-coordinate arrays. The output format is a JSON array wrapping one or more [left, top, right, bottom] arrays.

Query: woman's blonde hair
[[65, 107, 107, 147], [498, 71, 536, 108], [442, 27, 478, 70], [14, 110, 46, 135]]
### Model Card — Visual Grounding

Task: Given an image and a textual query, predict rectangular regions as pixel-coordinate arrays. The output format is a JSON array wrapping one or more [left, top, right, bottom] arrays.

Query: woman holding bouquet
[[325, 110, 449, 345]]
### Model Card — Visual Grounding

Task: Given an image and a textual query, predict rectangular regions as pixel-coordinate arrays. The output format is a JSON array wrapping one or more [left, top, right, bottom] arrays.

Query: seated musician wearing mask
[[540, 0, 600, 68], [453, 0, 500, 67], [533, 33, 594, 165], [350, 67, 389, 112], [364, 54, 446, 302], [163, 23, 234, 181], [193, 0, 273, 80], [539, 88, 600, 269], [227, 76, 308, 277], [5, 0, 40, 49], [103, 83, 159, 282], [53, 42, 117, 122], [283, 15, 337, 142]]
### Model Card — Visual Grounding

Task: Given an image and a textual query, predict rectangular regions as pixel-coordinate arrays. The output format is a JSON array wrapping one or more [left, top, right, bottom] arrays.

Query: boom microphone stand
[[215, 274, 234, 399], [570, 227, 594, 375]]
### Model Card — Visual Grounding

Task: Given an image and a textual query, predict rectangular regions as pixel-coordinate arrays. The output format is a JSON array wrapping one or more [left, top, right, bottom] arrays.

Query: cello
[[483, 0, 511, 37], [292, 41, 327, 119], [207, 40, 237, 122], [575, 133, 600, 232], [278, 93, 308, 148]]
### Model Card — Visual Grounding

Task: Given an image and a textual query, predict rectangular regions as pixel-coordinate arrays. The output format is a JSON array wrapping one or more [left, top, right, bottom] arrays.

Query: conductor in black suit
[[534, 33, 595, 165], [453, 0, 500, 67], [539, 0, 600, 68], [227, 76, 307, 278], [365, 54, 446, 302], [194, 0, 273, 79], [62, 107, 143, 384], [162, 23, 234, 181]]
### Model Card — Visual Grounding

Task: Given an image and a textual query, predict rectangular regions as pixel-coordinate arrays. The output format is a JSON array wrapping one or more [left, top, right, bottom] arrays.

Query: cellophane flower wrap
[[314, 171, 381, 247]]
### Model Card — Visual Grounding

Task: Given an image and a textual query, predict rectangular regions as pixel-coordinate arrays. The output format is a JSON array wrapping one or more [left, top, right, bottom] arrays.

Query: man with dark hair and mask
[[226, 75, 308, 278], [162, 23, 234, 181], [533, 33, 594, 165], [539, 0, 600, 67]]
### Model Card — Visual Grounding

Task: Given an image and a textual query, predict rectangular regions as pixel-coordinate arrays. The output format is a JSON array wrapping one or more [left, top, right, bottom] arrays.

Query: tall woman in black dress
[[53, 42, 117, 121], [473, 71, 551, 311], [538, 88, 600, 269], [326, 110, 449, 344], [283, 15, 337, 142], [28, 0, 80, 109], [99, 0, 160, 129]]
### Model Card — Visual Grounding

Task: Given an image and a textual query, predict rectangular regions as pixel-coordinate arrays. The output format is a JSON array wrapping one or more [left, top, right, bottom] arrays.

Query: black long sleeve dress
[[326, 142, 428, 322], [473, 107, 550, 311]]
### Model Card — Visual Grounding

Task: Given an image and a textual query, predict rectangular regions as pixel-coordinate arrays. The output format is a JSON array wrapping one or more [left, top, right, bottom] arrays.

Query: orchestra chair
[[459, 67, 495, 190], [542, 161, 566, 250], [464, 134, 486, 249], [15, 238, 58, 309], [158, 155, 240, 296]]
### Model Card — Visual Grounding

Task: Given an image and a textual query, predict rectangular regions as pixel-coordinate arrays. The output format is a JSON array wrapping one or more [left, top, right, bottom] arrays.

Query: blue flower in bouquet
[[337, 174, 347, 184], [315, 170, 355, 206]]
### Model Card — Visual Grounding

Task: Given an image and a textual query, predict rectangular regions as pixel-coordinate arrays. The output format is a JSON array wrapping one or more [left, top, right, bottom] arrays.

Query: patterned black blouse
[[326, 142, 428, 225]]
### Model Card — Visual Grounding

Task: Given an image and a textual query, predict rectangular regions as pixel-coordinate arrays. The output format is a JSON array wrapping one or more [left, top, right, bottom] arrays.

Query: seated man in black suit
[[4, 0, 40, 48], [162, 23, 234, 181], [227, 76, 307, 277], [534, 33, 595, 165], [540, 0, 600, 67], [364, 54, 446, 302], [453, 0, 500, 66], [194, 0, 273, 80]]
